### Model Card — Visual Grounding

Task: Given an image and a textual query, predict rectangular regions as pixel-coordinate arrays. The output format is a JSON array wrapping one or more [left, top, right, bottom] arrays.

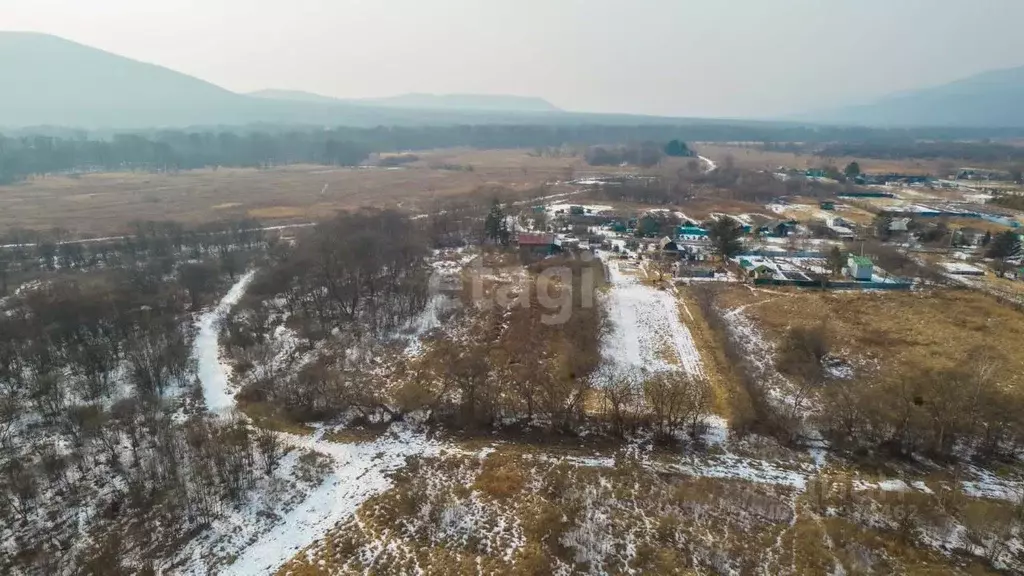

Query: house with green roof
[[678, 225, 708, 240], [848, 255, 874, 281], [738, 257, 778, 279]]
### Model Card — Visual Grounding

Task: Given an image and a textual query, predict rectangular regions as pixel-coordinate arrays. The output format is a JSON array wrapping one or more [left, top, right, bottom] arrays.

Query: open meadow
[[714, 284, 1024, 389], [698, 143, 955, 175], [0, 149, 601, 236]]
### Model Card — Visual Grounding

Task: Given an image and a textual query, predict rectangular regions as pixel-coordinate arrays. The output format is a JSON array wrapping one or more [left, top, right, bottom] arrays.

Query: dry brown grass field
[[0, 149, 604, 236], [696, 143, 948, 175], [277, 445, 1000, 576], [715, 285, 1024, 388]]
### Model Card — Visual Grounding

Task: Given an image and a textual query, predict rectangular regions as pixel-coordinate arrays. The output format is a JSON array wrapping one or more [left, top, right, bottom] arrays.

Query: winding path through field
[[194, 270, 255, 413], [185, 272, 439, 575], [698, 155, 718, 172]]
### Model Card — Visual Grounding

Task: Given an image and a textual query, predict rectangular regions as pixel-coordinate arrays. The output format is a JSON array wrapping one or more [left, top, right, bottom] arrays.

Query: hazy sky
[[5, 0, 1024, 118]]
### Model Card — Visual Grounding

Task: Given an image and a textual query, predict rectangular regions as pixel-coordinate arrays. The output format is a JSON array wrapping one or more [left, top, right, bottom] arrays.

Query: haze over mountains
[[249, 89, 562, 113], [3, 31, 1024, 130], [0, 32, 574, 129], [802, 65, 1024, 128]]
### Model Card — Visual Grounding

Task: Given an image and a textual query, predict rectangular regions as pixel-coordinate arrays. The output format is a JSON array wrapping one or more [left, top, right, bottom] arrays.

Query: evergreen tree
[[986, 230, 1021, 260], [844, 161, 862, 178], [484, 200, 505, 243], [707, 217, 745, 260], [663, 139, 692, 157], [635, 215, 661, 238], [827, 246, 846, 276]]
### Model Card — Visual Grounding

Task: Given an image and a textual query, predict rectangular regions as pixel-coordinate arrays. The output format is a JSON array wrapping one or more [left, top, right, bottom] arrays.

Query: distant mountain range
[[0, 32, 600, 130], [4, 31, 1024, 130], [248, 89, 562, 113], [246, 89, 348, 105], [803, 65, 1024, 128]]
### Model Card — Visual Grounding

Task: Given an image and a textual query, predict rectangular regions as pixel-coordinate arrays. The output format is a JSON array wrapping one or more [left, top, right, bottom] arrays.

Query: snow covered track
[[222, 426, 440, 575], [184, 271, 442, 575], [194, 270, 256, 414], [598, 255, 704, 380]]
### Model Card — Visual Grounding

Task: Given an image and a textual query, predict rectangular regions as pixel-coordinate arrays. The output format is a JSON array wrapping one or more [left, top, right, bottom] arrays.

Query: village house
[[658, 236, 679, 253], [956, 227, 986, 246], [758, 220, 796, 238], [677, 225, 708, 242], [674, 261, 715, 278], [737, 257, 778, 280], [516, 232, 561, 260], [889, 217, 911, 237], [825, 218, 856, 240], [848, 255, 874, 281]]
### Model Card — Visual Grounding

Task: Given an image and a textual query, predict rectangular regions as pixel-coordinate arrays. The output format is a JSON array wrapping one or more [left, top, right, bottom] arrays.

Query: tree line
[[585, 143, 666, 167], [816, 140, 1024, 166], [0, 219, 270, 299], [0, 131, 371, 184], [10, 121, 1024, 185]]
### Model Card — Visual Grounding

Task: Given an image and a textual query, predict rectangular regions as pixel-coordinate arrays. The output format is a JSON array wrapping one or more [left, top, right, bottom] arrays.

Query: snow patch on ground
[[222, 426, 440, 575], [722, 306, 783, 389], [558, 447, 810, 491], [702, 415, 730, 446], [961, 466, 1024, 502], [597, 253, 704, 381], [195, 271, 256, 414], [171, 424, 440, 575], [184, 270, 447, 575], [546, 203, 614, 215], [665, 454, 809, 490]]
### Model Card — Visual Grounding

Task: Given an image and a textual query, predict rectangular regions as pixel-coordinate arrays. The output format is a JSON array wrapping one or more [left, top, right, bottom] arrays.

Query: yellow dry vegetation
[[472, 452, 528, 499], [237, 401, 316, 436], [975, 273, 1024, 299], [672, 197, 775, 222], [676, 287, 751, 422], [697, 143, 949, 175], [716, 285, 1024, 388], [276, 446, 1002, 575], [0, 149, 588, 235], [946, 217, 1017, 234], [774, 196, 878, 226], [277, 449, 800, 575], [247, 205, 310, 219]]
